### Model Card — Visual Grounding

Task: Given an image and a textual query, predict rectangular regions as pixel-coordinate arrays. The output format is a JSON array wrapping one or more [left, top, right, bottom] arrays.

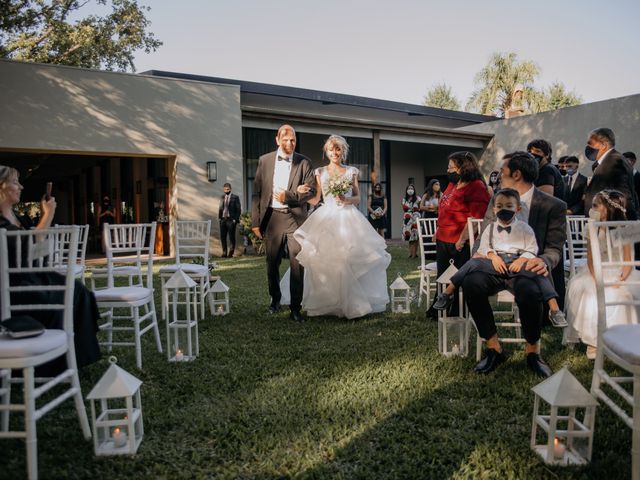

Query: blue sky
[[115, 0, 640, 107]]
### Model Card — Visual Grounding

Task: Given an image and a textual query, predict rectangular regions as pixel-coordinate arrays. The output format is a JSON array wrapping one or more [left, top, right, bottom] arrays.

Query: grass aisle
[[1, 247, 631, 479]]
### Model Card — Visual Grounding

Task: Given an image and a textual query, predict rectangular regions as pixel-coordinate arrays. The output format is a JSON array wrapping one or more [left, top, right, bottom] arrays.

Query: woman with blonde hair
[[286, 135, 391, 319]]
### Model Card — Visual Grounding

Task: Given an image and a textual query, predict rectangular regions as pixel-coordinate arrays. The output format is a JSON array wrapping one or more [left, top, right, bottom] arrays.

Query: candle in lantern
[[452, 344, 460, 355], [553, 437, 566, 459], [217, 304, 224, 313], [113, 427, 127, 448], [175, 349, 184, 361]]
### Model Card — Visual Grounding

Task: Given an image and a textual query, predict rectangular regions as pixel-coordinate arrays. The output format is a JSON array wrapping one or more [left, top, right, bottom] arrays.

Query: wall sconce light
[[207, 162, 217, 182]]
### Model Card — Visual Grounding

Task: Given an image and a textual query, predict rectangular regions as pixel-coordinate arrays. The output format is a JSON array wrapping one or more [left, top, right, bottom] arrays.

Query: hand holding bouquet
[[326, 175, 353, 197]]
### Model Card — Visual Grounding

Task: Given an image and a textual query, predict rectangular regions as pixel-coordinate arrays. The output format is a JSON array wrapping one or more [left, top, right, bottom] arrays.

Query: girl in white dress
[[288, 135, 391, 319], [564, 189, 640, 358]]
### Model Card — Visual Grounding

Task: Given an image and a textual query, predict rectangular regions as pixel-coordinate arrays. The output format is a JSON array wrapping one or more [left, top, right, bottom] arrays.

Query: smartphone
[[44, 182, 53, 200]]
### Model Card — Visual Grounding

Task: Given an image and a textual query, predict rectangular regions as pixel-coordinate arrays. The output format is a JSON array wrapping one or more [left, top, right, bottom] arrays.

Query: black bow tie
[[278, 155, 290, 162], [497, 225, 511, 234]]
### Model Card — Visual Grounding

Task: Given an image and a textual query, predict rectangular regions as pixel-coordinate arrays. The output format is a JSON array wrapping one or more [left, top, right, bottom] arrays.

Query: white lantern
[[87, 357, 143, 455], [530, 367, 598, 466], [389, 274, 411, 314], [210, 278, 230, 316], [164, 269, 199, 362], [436, 262, 469, 357]]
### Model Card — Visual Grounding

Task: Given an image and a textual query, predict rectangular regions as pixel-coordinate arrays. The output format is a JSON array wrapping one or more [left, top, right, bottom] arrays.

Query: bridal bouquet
[[326, 175, 352, 197], [370, 207, 384, 220]]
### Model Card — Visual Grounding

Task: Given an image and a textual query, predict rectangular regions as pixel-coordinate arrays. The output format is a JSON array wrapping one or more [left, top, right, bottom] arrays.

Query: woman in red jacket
[[431, 151, 491, 314]]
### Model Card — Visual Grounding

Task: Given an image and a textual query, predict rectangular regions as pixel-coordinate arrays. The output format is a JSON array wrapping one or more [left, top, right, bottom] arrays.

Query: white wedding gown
[[281, 166, 391, 319], [564, 228, 640, 347]]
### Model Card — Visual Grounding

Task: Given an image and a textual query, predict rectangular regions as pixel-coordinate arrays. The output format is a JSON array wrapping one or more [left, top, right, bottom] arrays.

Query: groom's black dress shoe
[[290, 310, 305, 323], [526, 353, 553, 378], [474, 348, 507, 374], [268, 302, 281, 314]]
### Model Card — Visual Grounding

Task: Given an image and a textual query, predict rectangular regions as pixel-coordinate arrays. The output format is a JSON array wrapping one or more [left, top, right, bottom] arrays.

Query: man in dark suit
[[251, 124, 316, 322], [561, 156, 588, 216], [462, 151, 567, 378], [218, 183, 241, 257], [583, 128, 638, 219], [622, 151, 640, 208]]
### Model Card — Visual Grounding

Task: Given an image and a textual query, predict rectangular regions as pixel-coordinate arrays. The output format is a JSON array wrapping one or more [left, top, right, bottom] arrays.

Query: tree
[[423, 83, 461, 111], [541, 81, 582, 111], [465, 52, 540, 117], [0, 0, 161, 72]]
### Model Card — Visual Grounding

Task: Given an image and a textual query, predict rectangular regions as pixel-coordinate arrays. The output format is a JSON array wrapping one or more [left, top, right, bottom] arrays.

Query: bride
[[282, 135, 391, 319]]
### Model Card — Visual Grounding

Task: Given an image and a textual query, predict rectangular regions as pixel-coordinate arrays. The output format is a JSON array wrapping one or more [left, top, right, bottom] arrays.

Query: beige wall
[[461, 94, 640, 177], [0, 59, 243, 254]]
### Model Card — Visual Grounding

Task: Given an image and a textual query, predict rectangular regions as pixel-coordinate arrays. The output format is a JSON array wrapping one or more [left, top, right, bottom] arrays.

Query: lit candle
[[113, 427, 127, 448], [175, 349, 184, 361], [217, 304, 225, 314], [553, 437, 566, 459], [452, 344, 460, 355]]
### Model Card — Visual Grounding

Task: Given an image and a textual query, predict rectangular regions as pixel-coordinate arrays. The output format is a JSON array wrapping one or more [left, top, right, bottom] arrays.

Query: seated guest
[[527, 139, 566, 200], [564, 189, 640, 359], [561, 156, 588, 215], [0, 165, 100, 373], [433, 188, 566, 327], [461, 152, 567, 378]]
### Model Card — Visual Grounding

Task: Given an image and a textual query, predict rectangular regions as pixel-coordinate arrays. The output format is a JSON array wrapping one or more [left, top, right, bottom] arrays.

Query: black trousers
[[450, 258, 558, 303], [219, 218, 237, 255], [264, 211, 303, 312], [434, 239, 470, 315], [461, 271, 544, 345]]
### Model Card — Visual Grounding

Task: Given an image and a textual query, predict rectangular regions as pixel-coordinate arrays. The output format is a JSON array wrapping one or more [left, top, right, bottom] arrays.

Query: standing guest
[[435, 151, 491, 275], [251, 124, 316, 322], [0, 165, 100, 373], [462, 152, 566, 377], [428, 151, 491, 318], [218, 182, 241, 258], [401, 184, 421, 258], [96, 195, 115, 253], [527, 139, 566, 200], [487, 170, 501, 195], [622, 151, 640, 207], [583, 127, 638, 219], [561, 156, 588, 215], [419, 179, 441, 219], [564, 190, 640, 359], [367, 182, 388, 237]]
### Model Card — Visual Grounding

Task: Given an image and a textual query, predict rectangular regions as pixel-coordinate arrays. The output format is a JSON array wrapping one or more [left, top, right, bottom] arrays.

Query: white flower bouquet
[[326, 175, 352, 197]]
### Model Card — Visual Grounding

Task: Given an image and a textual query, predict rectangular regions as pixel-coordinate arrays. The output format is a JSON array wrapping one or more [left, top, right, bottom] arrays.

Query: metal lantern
[[530, 367, 598, 466], [164, 269, 199, 362], [87, 357, 143, 456], [436, 262, 469, 357], [389, 274, 411, 314], [210, 278, 230, 316]]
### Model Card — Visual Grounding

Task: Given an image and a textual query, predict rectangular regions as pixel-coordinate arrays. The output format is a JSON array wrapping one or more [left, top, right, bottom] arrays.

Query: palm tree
[[466, 52, 539, 117]]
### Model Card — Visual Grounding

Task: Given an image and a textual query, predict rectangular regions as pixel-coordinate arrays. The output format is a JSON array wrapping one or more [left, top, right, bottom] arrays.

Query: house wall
[[0, 59, 243, 253], [461, 94, 640, 177]]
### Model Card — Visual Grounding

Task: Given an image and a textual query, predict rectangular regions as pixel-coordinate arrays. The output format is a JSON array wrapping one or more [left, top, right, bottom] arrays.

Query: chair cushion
[[564, 258, 587, 271], [159, 264, 208, 274], [0, 330, 66, 359], [94, 286, 152, 302], [602, 324, 640, 365], [92, 266, 141, 275], [55, 264, 85, 277]]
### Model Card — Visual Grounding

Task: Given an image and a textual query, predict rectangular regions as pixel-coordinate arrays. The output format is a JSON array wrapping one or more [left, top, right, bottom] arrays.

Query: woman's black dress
[[0, 214, 101, 373], [369, 195, 387, 230]]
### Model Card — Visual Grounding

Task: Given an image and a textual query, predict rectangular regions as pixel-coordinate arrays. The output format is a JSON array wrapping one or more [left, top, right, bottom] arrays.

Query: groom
[[251, 124, 316, 322]]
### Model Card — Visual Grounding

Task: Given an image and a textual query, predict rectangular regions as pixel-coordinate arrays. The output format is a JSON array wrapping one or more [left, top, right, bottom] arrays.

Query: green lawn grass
[[1, 246, 632, 479]]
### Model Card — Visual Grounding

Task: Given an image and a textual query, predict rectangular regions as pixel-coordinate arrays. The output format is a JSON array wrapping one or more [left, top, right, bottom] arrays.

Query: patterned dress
[[402, 196, 421, 241]]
